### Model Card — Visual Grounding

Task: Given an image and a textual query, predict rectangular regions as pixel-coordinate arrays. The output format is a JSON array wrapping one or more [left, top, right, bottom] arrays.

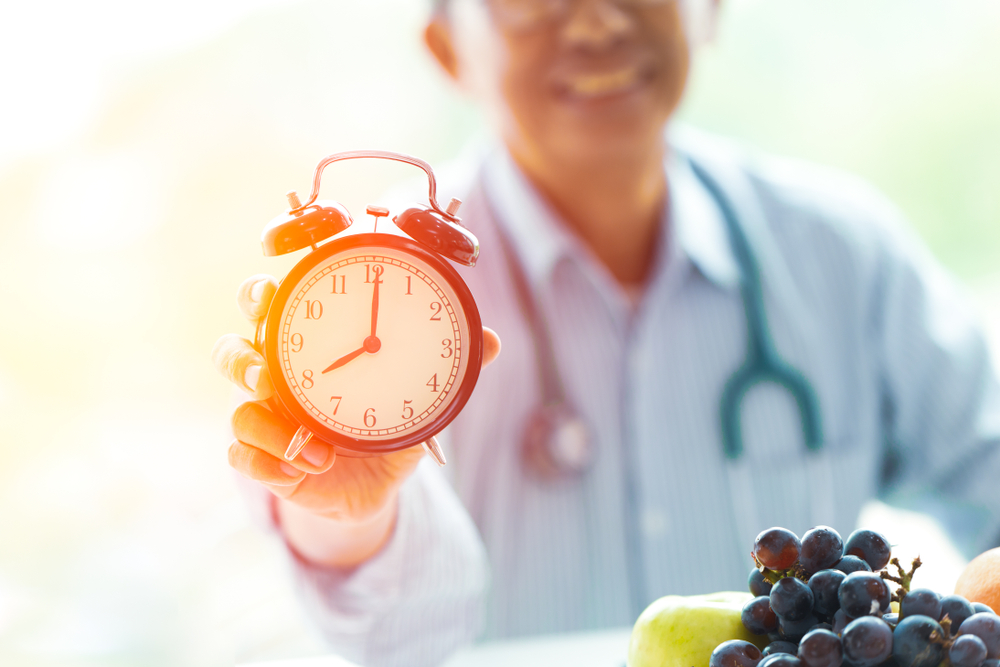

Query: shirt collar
[[480, 144, 741, 292], [668, 151, 741, 290]]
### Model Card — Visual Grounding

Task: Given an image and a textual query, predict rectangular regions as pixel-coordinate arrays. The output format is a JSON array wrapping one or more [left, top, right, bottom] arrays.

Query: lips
[[555, 63, 651, 100]]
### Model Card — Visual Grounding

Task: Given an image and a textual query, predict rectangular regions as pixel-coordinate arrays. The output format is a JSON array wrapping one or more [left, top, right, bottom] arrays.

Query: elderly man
[[213, 1, 1000, 665]]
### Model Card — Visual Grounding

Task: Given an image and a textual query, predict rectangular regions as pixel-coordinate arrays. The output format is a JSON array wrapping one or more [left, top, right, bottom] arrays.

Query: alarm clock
[[253, 150, 483, 467]]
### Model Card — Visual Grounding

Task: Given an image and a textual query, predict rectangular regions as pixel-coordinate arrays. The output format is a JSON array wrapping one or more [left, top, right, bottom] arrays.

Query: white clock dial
[[276, 245, 471, 441]]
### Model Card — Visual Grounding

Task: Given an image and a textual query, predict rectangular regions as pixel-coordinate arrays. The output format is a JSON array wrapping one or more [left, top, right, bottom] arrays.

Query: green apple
[[627, 591, 769, 667]]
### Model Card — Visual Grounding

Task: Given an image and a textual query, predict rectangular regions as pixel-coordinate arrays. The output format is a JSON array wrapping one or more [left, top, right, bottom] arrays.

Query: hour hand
[[322, 345, 366, 374]]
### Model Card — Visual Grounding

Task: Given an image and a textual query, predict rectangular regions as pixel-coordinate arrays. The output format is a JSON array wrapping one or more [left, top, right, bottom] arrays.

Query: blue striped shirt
[[284, 129, 1000, 667]]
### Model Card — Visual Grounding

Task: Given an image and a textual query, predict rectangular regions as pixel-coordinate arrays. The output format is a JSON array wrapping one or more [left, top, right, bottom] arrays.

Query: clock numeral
[[364, 407, 377, 428], [426, 373, 439, 392], [405, 276, 413, 296], [290, 333, 303, 353], [365, 264, 384, 284], [331, 274, 346, 295], [401, 400, 414, 420], [330, 396, 342, 415], [441, 339, 453, 359], [302, 369, 314, 389], [429, 302, 442, 321], [303, 300, 323, 320]]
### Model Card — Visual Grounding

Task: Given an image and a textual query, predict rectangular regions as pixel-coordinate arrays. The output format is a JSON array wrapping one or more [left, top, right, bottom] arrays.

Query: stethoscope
[[491, 155, 824, 479]]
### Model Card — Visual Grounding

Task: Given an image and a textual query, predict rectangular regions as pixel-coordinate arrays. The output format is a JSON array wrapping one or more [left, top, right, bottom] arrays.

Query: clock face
[[269, 237, 477, 448]]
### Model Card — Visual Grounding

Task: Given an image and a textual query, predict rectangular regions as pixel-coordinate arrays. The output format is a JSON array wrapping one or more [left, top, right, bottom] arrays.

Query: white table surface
[[241, 626, 633, 667]]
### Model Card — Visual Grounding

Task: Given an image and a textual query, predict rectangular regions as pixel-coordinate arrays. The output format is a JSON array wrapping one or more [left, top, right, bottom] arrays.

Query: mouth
[[557, 64, 648, 100]]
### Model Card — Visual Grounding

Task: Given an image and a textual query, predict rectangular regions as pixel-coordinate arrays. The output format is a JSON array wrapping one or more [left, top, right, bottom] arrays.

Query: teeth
[[567, 67, 640, 96]]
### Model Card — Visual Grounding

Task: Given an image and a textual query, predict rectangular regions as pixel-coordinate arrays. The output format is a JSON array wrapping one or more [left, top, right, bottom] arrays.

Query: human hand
[[211, 274, 501, 526]]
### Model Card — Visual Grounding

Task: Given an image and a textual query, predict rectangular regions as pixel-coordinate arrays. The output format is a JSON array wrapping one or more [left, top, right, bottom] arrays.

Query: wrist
[[276, 494, 399, 569]]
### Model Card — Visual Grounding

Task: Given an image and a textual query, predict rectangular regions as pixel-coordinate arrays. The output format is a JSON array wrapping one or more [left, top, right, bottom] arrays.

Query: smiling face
[[426, 0, 708, 169]]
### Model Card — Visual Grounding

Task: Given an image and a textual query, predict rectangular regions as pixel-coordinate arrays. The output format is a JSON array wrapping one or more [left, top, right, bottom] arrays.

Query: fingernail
[[251, 280, 266, 303], [245, 365, 261, 392], [279, 462, 300, 477], [300, 443, 329, 467]]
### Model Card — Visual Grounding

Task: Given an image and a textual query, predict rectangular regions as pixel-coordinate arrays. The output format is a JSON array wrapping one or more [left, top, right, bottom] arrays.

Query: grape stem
[[939, 615, 953, 639], [880, 556, 922, 603], [752, 555, 809, 585]]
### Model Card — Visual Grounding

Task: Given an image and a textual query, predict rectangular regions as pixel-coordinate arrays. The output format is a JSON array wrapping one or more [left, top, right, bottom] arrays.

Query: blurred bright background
[[0, 0, 998, 664]]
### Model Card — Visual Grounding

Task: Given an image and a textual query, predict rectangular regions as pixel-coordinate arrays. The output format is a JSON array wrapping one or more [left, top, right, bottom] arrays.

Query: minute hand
[[370, 273, 380, 337], [322, 345, 366, 374]]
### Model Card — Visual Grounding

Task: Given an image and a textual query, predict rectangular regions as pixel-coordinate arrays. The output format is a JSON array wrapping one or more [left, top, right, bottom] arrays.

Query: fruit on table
[[703, 524, 1000, 667], [956, 547, 1000, 615], [628, 591, 767, 667], [892, 615, 946, 667], [843, 529, 892, 572], [755, 528, 802, 571]]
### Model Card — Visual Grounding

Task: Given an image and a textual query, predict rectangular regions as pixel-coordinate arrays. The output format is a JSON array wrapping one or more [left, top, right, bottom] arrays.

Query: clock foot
[[422, 436, 447, 466], [284, 425, 314, 461]]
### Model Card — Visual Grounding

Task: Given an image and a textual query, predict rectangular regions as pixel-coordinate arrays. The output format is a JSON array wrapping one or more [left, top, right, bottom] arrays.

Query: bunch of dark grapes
[[709, 526, 1000, 667]]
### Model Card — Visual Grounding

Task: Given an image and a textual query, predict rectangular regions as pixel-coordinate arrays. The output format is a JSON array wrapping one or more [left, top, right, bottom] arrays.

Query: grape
[[810, 569, 846, 617], [942, 595, 977, 636], [839, 572, 891, 618], [798, 628, 844, 667], [760, 654, 804, 667], [892, 615, 946, 667], [983, 660, 1000, 667], [958, 613, 1000, 659], [950, 634, 989, 667], [744, 596, 780, 635], [846, 619, 895, 664], [780, 613, 820, 642], [833, 608, 856, 635], [772, 577, 816, 621], [899, 589, 942, 620], [751, 568, 774, 597], [756, 528, 802, 570], [710, 639, 764, 667], [764, 641, 800, 657], [972, 603, 998, 616], [842, 616, 894, 667], [882, 613, 899, 629], [835, 556, 873, 575], [844, 529, 892, 571], [800, 527, 845, 574], [815, 623, 834, 632]]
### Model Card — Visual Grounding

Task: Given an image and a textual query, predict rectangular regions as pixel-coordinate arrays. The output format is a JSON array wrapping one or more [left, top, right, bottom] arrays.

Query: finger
[[212, 334, 275, 400], [228, 439, 305, 488], [482, 326, 501, 368], [237, 274, 279, 324], [231, 401, 337, 474]]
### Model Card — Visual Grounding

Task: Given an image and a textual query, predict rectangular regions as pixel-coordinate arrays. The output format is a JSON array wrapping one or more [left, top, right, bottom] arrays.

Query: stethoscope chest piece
[[521, 403, 593, 479]]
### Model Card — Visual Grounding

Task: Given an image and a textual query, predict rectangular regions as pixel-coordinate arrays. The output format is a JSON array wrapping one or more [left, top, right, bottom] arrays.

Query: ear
[[424, 15, 460, 82]]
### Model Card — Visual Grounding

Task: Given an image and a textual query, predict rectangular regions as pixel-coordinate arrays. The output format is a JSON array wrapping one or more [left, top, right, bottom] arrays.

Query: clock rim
[[261, 232, 484, 457]]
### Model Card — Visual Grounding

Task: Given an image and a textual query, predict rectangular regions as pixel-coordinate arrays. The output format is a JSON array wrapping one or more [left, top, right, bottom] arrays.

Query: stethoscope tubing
[[485, 153, 824, 471], [686, 158, 823, 459]]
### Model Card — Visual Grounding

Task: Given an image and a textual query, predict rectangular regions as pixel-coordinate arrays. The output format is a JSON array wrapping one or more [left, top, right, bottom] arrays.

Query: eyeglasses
[[481, 0, 677, 31]]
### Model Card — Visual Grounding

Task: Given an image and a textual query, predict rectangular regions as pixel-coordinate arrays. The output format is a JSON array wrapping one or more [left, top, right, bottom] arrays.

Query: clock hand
[[322, 334, 382, 374], [322, 345, 366, 374], [370, 270, 381, 338]]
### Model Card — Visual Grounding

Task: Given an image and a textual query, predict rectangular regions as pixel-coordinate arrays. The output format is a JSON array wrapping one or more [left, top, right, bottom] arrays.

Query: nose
[[560, 0, 635, 49]]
